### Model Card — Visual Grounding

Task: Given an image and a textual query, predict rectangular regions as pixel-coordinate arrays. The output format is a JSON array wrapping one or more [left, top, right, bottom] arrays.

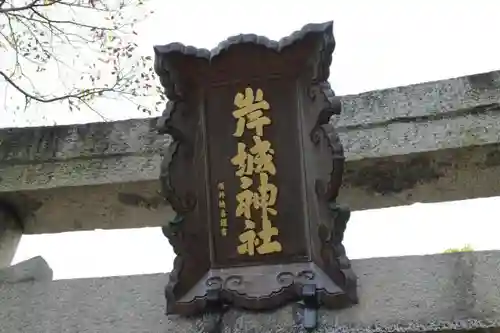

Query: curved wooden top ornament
[[154, 21, 357, 320]]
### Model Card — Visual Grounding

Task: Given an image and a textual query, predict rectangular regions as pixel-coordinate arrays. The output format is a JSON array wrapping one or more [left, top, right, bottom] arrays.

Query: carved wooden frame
[[154, 21, 357, 316]]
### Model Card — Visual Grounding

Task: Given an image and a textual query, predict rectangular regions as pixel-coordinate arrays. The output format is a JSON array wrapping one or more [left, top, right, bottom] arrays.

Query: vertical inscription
[[230, 87, 282, 256], [218, 182, 228, 236]]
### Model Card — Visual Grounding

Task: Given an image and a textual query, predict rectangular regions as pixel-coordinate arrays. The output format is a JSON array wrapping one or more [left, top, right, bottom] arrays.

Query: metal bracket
[[205, 285, 228, 333], [206, 282, 223, 309], [295, 284, 319, 331]]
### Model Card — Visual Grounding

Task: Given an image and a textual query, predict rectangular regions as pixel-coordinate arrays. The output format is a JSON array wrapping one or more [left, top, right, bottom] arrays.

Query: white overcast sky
[[6, 0, 500, 279]]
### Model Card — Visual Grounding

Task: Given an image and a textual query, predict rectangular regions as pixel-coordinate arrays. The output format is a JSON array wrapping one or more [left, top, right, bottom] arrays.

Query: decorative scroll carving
[[277, 270, 316, 287], [154, 21, 357, 326], [155, 52, 204, 315], [309, 81, 358, 303], [304, 21, 356, 302]]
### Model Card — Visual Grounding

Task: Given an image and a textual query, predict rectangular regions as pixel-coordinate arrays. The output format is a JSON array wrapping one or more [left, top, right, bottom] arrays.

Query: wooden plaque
[[154, 21, 357, 316]]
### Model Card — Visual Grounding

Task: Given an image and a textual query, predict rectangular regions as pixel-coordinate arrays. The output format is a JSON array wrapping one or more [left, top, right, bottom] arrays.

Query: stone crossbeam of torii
[[0, 70, 499, 236]]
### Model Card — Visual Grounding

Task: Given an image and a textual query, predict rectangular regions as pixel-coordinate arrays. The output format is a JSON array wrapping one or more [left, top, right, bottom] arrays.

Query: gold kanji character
[[255, 172, 282, 254], [249, 136, 276, 175], [219, 191, 225, 199], [253, 173, 278, 213], [257, 222, 282, 254], [218, 183, 225, 190], [235, 189, 254, 220], [231, 142, 254, 177], [221, 228, 227, 236], [232, 87, 271, 137], [237, 229, 260, 256], [220, 209, 227, 218], [220, 218, 228, 227]]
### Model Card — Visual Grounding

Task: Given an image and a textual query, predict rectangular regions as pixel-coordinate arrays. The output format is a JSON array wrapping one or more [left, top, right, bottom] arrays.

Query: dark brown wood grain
[[155, 21, 357, 316]]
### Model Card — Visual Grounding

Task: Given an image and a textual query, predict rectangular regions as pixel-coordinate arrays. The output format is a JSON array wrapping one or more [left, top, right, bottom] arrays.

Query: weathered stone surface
[[4, 181, 175, 234], [0, 120, 167, 192], [340, 109, 500, 161], [1, 251, 499, 333], [338, 70, 500, 128], [0, 204, 22, 266], [2, 70, 500, 233], [0, 256, 53, 283]]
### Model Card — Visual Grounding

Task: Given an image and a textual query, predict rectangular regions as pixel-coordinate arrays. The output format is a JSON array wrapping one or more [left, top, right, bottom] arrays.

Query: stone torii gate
[[1, 22, 500, 333]]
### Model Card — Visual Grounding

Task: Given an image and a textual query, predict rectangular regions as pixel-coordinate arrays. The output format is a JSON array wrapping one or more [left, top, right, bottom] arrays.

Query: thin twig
[[0, 70, 115, 103], [31, 7, 127, 31], [0, 0, 64, 14]]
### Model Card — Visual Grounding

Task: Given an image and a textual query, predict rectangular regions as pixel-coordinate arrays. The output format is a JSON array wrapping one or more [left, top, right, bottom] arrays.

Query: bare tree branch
[[0, 0, 64, 14], [30, 7, 126, 31], [0, 0, 163, 119], [0, 70, 115, 103]]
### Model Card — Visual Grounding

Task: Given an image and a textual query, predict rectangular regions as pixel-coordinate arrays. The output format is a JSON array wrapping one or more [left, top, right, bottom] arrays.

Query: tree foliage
[[0, 0, 164, 119], [443, 244, 474, 254]]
